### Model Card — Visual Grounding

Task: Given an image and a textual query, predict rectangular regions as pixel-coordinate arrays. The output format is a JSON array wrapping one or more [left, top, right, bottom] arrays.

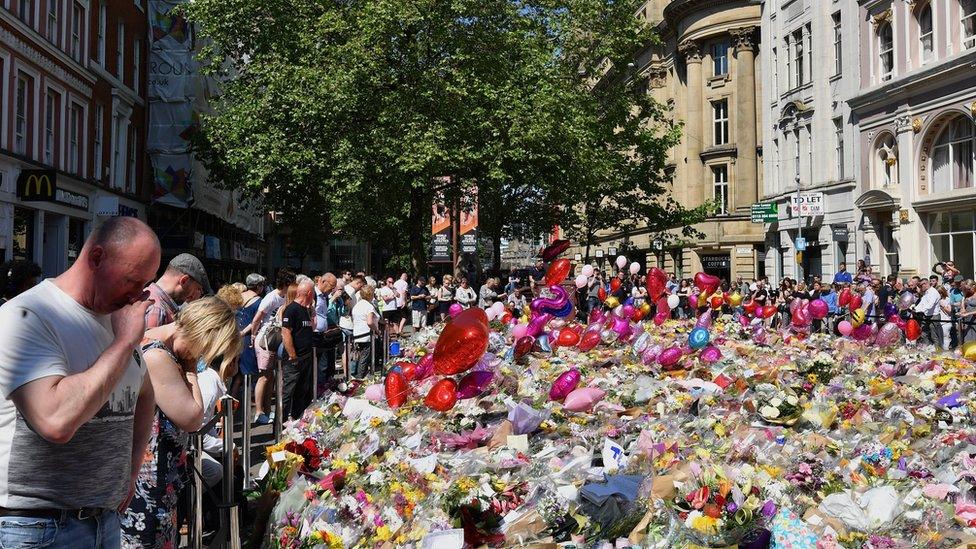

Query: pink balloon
[[629, 262, 641, 275], [791, 306, 811, 327], [457, 370, 494, 399], [526, 312, 553, 337], [611, 316, 632, 337], [581, 265, 594, 277], [621, 304, 636, 318], [876, 322, 901, 348], [838, 320, 853, 336], [616, 255, 628, 269], [563, 387, 605, 412], [575, 274, 588, 289], [415, 354, 435, 381], [695, 311, 712, 329], [700, 345, 723, 363], [808, 299, 829, 320], [852, 323, 873, 341], [588, 308, 606, 325], [449, 303, 464, 318], [549, 369, 581, 401], [512, 323, 528, 339], [641, 344, 661, 365], [653, 311, 669, 326], [789, 298, 803, 315], [364, 383, 385, 401], [657, 346, 683, 368]]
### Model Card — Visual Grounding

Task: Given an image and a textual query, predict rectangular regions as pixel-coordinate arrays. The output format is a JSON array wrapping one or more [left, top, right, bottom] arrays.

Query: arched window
[[932, 116, 975, 192], [876, 134, 897, 188], [878, 23, 894, 81], [964, 0, 976, 49], [918, 4, 934, 63]]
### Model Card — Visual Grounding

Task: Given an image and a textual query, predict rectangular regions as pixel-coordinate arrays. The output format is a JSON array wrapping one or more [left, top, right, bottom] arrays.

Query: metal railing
[[187, 394, 240, 549]]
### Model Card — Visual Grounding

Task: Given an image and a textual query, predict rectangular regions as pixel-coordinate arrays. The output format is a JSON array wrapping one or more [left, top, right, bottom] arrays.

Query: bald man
[[280, 281, 316, 420], [0, 216, 160, 547]]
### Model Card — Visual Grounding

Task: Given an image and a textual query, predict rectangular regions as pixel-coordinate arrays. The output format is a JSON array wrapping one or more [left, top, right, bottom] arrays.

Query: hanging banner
[[431, 188, 452, 262], [147, 102, 195, 154], [459, 187, 478, 254], [149, 0, 194, 51], [151, 154, 193, 207], [147, 48, 197, 102]]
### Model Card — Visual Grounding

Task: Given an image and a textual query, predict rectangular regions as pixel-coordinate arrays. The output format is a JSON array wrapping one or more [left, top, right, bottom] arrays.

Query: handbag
[[259, 317, 283, 352]]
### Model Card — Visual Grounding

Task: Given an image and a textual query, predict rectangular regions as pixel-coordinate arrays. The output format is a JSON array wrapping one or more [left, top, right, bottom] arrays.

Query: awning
[[854, 189, 900, 212]]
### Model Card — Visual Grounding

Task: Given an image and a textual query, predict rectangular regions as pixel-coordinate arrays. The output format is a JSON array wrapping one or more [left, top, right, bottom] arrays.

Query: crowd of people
[[1, 220, 975, 548]]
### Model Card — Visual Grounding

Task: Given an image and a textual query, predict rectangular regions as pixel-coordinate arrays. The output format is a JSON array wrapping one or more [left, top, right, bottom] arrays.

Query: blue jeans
[[0, 511, 120, 549]]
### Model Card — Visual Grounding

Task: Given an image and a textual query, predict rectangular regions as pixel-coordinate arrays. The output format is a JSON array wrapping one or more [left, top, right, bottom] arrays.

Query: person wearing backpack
[[248, 268, 296, 425]]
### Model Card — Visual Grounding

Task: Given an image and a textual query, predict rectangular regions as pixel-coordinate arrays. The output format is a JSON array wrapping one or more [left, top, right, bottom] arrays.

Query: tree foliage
[[186, 0, 704, 274]]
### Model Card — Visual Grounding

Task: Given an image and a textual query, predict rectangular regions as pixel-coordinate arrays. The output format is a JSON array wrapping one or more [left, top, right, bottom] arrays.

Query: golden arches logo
[[17, 170, 56, 201], [22, 174, 53, 197]]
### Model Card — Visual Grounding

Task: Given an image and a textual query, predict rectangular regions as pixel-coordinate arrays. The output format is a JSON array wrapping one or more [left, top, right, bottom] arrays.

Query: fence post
[[220, 395, 241, 549], [274, 358, 283, 442], [342, 335, 351, 381], [241, 374, 253, 490], [312, 347, 319, 400], [382, 327, 390, 373], [188, 433, 205, 549], [369, 329, 377, 378]]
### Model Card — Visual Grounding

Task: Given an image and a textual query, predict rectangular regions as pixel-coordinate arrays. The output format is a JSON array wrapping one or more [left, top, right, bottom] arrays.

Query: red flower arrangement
[[284, 438, 328, 474]]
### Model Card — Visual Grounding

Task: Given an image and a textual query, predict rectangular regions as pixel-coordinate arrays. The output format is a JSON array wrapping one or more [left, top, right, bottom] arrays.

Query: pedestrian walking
[[0, 217, 160, 548]]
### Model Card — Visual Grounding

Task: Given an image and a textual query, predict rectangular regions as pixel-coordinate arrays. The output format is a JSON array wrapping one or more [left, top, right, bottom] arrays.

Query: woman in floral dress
[[122, 297, 242, 548]]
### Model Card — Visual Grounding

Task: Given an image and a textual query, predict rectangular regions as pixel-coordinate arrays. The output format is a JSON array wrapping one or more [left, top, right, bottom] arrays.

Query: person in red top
[[144, 253, 212, 328]]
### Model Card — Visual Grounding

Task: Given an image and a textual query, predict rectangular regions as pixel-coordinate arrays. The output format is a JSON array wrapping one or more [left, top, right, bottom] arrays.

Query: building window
[[931, 117, 975, 193], [771, 46, 778, 97], [94, 105, 103, 180], [44, 91, 56, 165], [964, 0, 976, 49], [876, 134, 897, 188], [771, 138, 779, 192], [15, 74, 30, 156], [878, 23, 894, 81], [805, 123, 813, 184], [47, 0, 59, 44], [128, 128, 137, 193], [834, 117, 845, 180], [712, 99, 729, 145], [919, 4, 934, 63], [69, 103, 80, 174], [18, 0, 32, 26], [713, 165, 729, 214], [712, 40, 728, 76], [832, 13, 842, 76], [97, 4, 106, 65], [793, 129, 800, 183], [70, 2, 82, 62], [117, 22, 125, 81], [793, 28, 804, 87], [785, 36, 792, 89], [929, 212, 975, 280], [133, 39, 141, 93]]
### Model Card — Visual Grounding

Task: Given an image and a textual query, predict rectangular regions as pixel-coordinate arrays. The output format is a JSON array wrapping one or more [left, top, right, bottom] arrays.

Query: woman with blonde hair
[[216, 283, 245, 310], [121, 297, 242, 548], [351, 284, 380, 378]]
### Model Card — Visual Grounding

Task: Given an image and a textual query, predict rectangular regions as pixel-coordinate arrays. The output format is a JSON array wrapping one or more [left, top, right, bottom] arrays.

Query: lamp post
[[595, 249, 605, 270]]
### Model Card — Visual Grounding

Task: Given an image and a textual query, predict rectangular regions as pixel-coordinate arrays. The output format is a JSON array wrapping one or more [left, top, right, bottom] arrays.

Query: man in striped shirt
[[144, 253, 211, 328]]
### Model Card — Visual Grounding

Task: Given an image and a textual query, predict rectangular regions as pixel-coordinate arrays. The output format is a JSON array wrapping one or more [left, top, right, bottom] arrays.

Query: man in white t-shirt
[[0, 217, 160, 546], [393, 272, 410, 333], [248, 268, 297, 425], [339, 275, 365, 332]]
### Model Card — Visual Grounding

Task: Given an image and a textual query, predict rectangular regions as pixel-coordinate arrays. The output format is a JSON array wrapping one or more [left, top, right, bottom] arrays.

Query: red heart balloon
[[849, 295, 863, 311], [598, 287, 606, 301], [709, 295, 724, 310], [905, 319, 921, 341], [557, 328, 581, 347], [646, 267, 667, 301], [424, 378, 458, 412], [433, 308, 489, 375], [385, 371, 409, 409], [514, 335, 535, 361], [630, 309, 646, 322], [743, 300, 757, 316], [399, 362, 418, 381], [501, 312, 513, 324], [609, 278, 621, 293], [578, 330, 601, 351], [694, 272, 721, 295], [761, 305, 778, 319], [540, 239, 571, 262], [544, 258, 572, 286], [839, 288, 852, 307]]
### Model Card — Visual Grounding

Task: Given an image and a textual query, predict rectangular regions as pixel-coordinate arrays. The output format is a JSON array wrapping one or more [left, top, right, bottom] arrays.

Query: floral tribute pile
[[254, 258, 976, 549]]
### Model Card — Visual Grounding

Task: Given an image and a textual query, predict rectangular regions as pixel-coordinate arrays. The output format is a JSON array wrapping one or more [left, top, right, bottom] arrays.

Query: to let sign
[[790, 192, 825, 217]]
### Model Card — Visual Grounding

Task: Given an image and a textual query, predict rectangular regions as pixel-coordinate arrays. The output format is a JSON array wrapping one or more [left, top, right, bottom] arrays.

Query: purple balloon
[[808, 299, 829, 320], [526, 312, 553, 338], [695, 311, 713, 329], [657, 346, 683, 368], [549, 369, 581, 402], [876, 322, 901, 348], [700, 345, 723, 363], [883, 303, 898, 318], [531, 285, 571, 317], [642, 344, 662, 365], [621, 304, 636, 318], [611, 315, 631, 337], [852, 323, 873, 341], [448, 303, 464, 318], [457, 370, 494, 399]]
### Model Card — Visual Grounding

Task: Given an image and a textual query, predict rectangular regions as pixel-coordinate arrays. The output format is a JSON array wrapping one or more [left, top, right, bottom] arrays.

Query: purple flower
[[761, 500, 777, 519], [726, 502, 738, 513]]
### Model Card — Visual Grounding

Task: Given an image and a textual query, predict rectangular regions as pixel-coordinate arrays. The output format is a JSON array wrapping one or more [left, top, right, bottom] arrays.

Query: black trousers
[[280, 353, 314, 421]]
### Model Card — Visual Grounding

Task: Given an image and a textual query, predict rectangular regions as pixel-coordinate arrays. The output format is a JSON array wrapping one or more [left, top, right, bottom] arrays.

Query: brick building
[[0, 0, 148, 275]]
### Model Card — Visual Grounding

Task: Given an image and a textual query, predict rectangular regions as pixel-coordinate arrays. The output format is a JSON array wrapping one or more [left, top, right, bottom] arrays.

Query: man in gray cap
[[144, 253, 212, 329]]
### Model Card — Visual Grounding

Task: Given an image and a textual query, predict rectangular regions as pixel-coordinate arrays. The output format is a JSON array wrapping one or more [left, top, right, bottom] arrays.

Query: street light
[[595, 249, 605, 269], [573, 253, 582, 261], [608, 246, 617, 256]]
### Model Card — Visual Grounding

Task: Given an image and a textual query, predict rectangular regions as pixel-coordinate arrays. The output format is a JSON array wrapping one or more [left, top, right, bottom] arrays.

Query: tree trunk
[[409, 182, 426, 277]]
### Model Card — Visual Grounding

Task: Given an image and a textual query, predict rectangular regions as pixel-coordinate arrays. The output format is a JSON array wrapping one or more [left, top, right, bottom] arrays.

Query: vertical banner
[[431, 189, 452, 262], [460, 186, 478, 254]]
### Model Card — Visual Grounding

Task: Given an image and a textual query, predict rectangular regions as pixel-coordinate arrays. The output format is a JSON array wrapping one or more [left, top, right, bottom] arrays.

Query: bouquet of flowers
[[669, 463, 776, 547], [753, 384, 803, 426], [785, 453, 826, 493], [443, 474, 528, 546]]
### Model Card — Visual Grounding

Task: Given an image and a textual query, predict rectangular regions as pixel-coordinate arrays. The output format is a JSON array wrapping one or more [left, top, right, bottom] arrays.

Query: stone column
[[731, 27, 758, 212], [679, 40, 704, 207]]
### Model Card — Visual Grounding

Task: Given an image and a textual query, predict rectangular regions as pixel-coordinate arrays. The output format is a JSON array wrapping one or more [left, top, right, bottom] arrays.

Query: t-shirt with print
[[281, 301, 314, 356], [0, 279, 145, 509]]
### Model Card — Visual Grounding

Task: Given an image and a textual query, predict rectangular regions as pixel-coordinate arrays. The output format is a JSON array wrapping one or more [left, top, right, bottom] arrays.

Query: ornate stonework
[[911, 118, 923, 133], [647, 67, 668, 89], [872, 9, 893, 30], [678, 40, 702, 63], [730, 27, 757, 52]]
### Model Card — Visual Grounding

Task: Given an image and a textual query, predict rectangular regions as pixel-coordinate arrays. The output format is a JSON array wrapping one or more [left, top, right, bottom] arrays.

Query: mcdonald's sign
[[16, 169, 57, 202]]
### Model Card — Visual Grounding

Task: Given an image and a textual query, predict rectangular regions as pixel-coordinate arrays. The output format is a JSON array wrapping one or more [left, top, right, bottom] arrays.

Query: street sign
[[750, 202, 778, 223], [831, 225, 849, 242], [790, 192, 825, 217], [795, 237, 807, 251]]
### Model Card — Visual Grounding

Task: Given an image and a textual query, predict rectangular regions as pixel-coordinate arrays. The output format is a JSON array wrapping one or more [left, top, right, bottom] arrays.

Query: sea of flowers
[[255, 285, 976, 548]]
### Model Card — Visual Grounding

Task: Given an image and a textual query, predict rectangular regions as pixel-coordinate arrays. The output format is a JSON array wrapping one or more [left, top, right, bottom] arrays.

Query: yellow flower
[[369, 417, 382, 427], [691, 514, 719, 534], [375, 525, 392, 541]]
